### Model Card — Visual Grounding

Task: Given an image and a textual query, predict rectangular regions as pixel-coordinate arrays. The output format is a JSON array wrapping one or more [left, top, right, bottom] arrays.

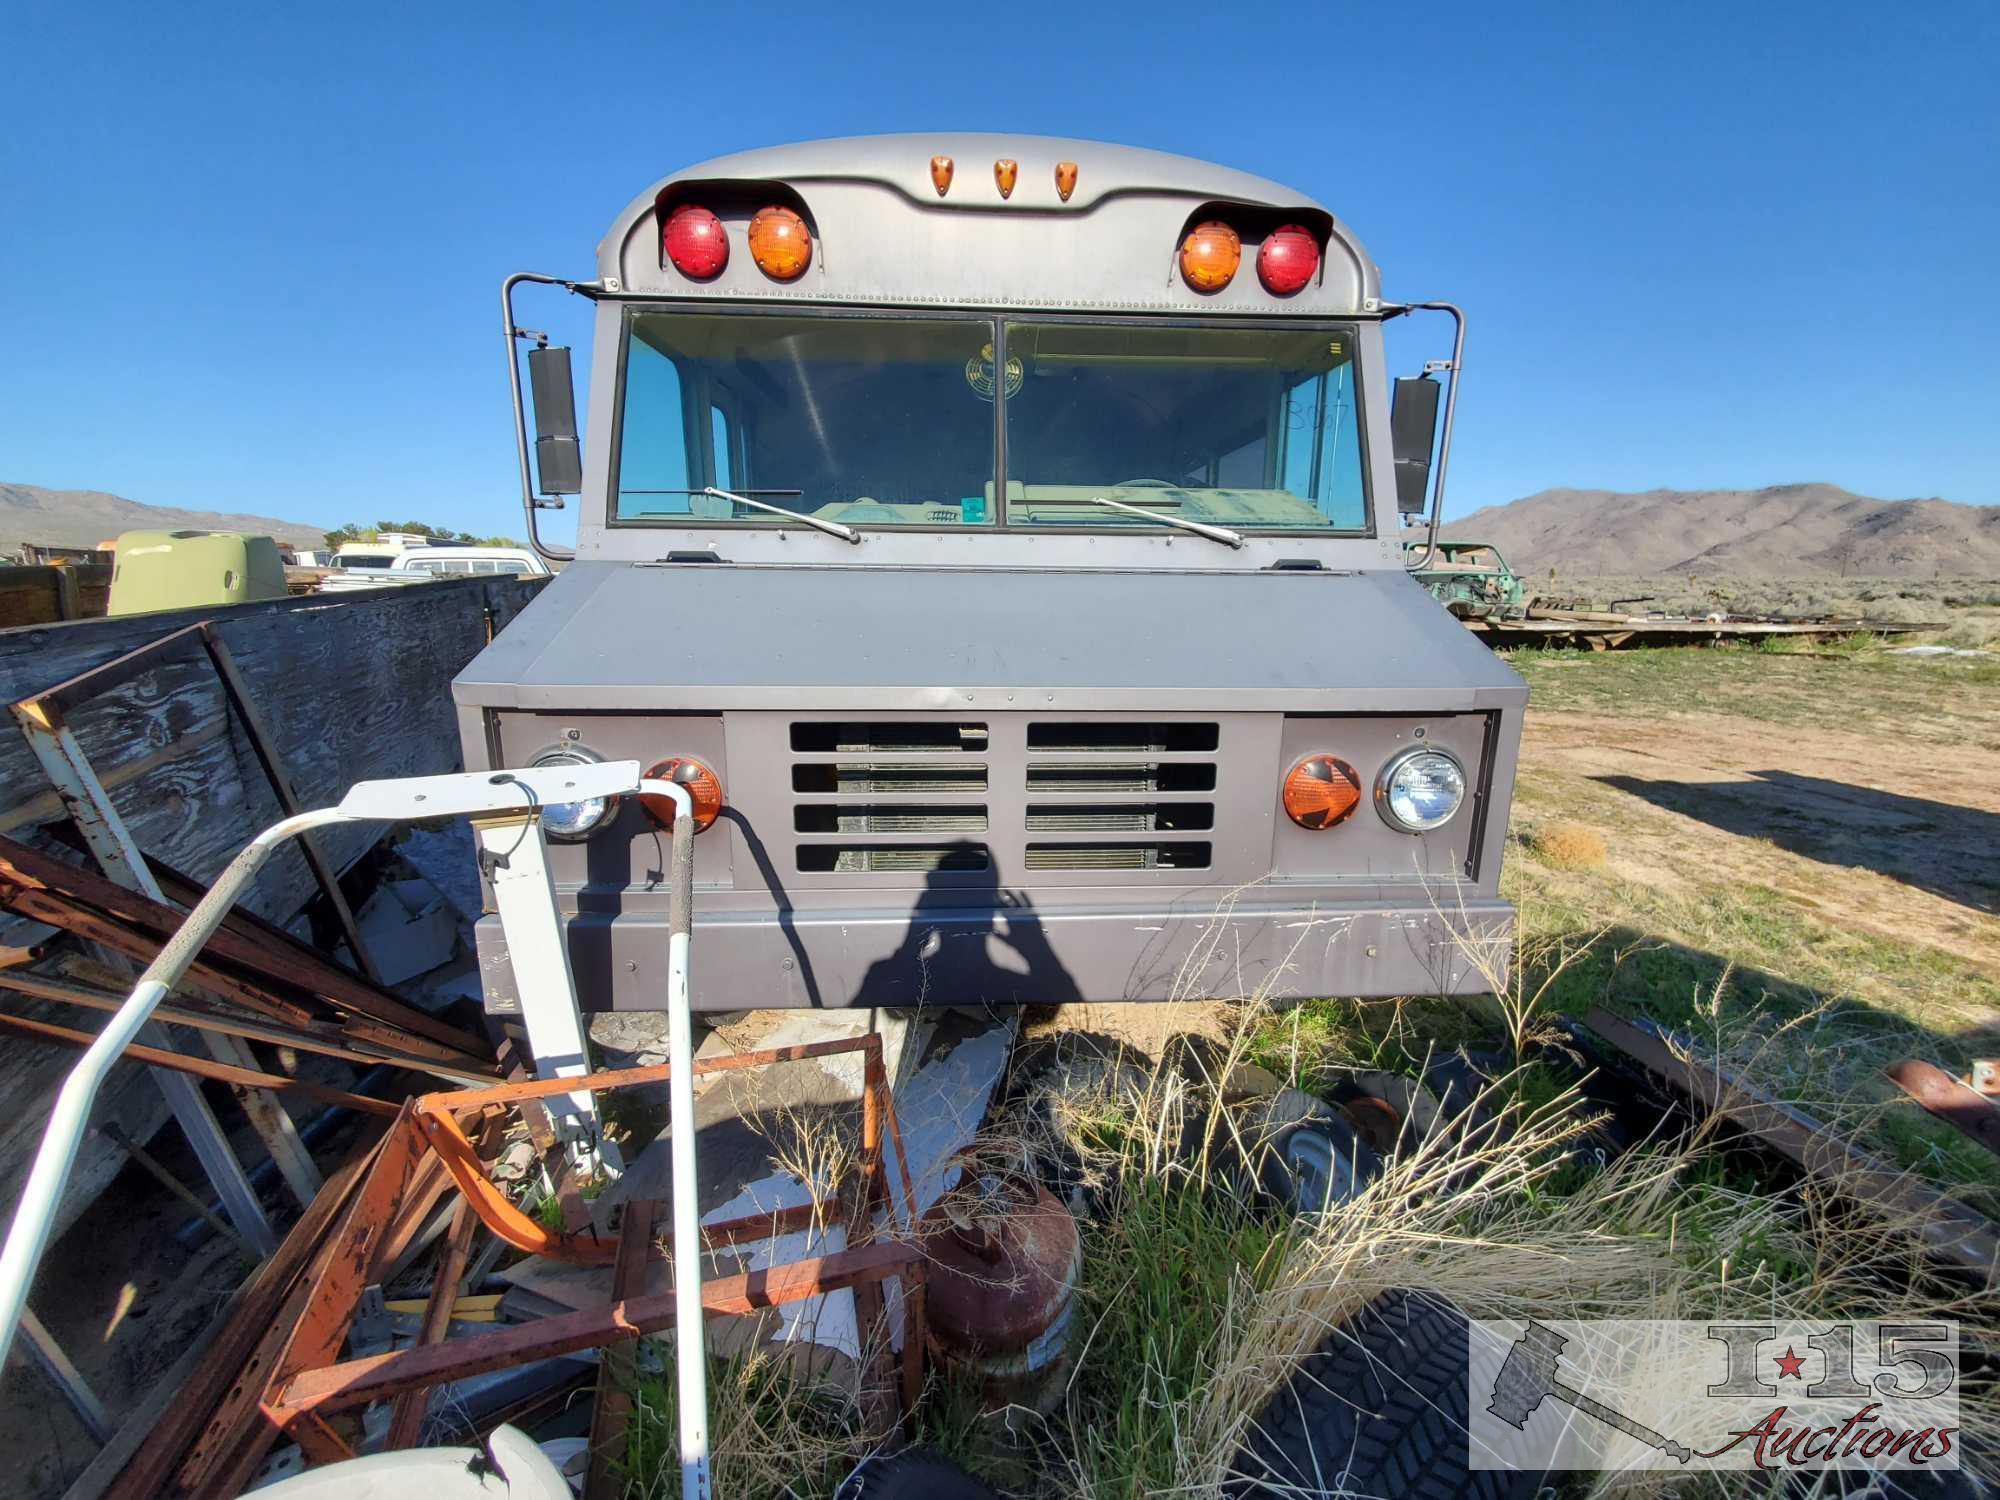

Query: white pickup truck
[[318, 546, 551, 592]]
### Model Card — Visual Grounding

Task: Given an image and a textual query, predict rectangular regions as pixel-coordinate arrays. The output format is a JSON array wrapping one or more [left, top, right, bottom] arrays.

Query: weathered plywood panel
[[0, 576, 544, 926], [0, 576, 546, 1231]]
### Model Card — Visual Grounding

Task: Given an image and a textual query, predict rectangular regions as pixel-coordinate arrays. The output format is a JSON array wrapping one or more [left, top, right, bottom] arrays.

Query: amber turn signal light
[[641, 757, 724, 833], [994, 158, 1018, 198], [930, 155, 954, 196], [1179, 220, 1241, 292], [1282, 755, 1360, 830], [746, 206, 811, 281]]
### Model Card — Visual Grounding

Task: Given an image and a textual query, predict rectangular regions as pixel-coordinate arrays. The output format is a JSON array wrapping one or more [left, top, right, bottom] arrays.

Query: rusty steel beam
[[0, 1006, 401, 1117], [384, 1198, 480, 1450], [1586, 1009, 2000, 1278], [584, 1199, 657, 1500], [0, 968, 491, 1084], [266, 1240, 921, 1423], [0, 832, 489, 1061], [102, 1128, 387, 1500], [1887, 1060, 2000, 1160]]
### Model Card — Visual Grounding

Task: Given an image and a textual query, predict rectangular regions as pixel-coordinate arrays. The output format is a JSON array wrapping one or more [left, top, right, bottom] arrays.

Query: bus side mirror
[[526, 345, 583, 495], [1390, 376, 1442, 515]]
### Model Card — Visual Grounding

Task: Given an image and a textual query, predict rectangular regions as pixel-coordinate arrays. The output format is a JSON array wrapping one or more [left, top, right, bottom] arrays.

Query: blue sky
[[4, 1, 1994, 546]]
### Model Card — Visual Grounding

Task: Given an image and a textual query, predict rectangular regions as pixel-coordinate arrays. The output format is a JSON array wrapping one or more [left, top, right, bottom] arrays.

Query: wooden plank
[[0, 567, 64, 629]]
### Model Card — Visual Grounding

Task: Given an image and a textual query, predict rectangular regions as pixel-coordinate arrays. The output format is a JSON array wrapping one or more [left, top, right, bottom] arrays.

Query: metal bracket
[[338, 760, 641, 821]]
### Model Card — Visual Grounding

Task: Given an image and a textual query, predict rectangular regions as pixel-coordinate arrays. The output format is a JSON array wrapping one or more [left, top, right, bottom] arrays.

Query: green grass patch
[[1063, 1177, 1286, 1497]]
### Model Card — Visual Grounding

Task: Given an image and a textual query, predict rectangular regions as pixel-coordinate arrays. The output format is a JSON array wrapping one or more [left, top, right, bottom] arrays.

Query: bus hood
[[452, 561, 1525, 713]]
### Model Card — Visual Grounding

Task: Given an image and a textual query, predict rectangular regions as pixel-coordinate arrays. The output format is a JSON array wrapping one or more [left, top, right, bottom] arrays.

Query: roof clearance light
[[661, 204, 729, 280], [1282, 755, 1361, 830], [641, 757, 724, 834], [931, 155, 954, 196], [747, 206, 812, 281], [994, 158, 1018, 199], [1257, 224, 1320, 296], [1054, 161, 1078, 201], [1179, 221, 1241, 293]]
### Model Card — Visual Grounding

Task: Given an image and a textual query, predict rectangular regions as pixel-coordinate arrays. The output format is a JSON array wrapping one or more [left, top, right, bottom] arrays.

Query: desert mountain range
[[6, 480, 1995, 579], [1442, 484, 1999, 578], [0, 483, 327, 554]]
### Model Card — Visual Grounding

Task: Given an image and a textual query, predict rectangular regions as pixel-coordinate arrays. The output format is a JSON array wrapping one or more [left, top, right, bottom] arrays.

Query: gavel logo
[[1488, 1321, 1694, 1464]]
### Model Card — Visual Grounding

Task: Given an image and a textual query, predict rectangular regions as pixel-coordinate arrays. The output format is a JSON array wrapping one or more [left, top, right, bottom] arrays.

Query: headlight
[[1376, 746, 1466, 834], [529, 746, 620, 842]]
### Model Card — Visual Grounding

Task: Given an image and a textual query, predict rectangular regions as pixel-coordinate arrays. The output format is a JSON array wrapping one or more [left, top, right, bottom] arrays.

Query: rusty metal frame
[[1887, 1060, 2000, 1160], [259, 1032, 927, 1463]]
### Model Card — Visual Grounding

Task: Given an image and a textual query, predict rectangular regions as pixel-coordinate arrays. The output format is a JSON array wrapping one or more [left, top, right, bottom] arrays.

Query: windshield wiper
[[1090, 496, 1245, 549], [629, 487, 861, 545]]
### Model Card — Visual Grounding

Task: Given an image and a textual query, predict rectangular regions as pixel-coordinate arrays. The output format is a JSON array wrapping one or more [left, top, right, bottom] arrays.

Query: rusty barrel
[[921, 1165, 1080, 1412]]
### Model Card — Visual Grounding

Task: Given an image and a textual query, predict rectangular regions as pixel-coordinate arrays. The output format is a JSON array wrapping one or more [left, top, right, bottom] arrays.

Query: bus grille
[[785, 718, 1217, 876]]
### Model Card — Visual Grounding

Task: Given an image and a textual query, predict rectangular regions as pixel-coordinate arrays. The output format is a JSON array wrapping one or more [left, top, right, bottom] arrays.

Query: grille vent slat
[[1024, 723, 1218, 872]]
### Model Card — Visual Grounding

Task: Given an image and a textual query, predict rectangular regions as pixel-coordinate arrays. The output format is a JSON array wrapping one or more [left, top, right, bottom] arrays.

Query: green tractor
[[1404, 539, 1536, 620]]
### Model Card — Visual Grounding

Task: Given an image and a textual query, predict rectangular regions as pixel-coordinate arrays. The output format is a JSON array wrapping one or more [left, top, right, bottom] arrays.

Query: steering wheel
[[1111, 478, 1181, 490]]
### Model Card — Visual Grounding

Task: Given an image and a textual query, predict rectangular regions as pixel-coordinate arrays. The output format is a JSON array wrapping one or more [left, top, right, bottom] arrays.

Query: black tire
[[1227, 1290, 1540, 1499], [836, 1447, 998, 1499]]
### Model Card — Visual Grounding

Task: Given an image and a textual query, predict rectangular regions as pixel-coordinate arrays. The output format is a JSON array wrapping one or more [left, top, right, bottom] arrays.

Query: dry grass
[[1526, 819, 1609, 870], [997, 992, 2000, 1499]]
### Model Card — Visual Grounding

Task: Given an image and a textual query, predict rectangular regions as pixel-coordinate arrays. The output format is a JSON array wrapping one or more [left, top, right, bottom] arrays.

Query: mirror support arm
[[503, 271, 601, 564], [1385, 301, 1465, 572]]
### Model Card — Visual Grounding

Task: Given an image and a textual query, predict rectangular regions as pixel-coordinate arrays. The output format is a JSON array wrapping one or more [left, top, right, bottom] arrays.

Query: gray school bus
[[457, 133, 1525, 1017]]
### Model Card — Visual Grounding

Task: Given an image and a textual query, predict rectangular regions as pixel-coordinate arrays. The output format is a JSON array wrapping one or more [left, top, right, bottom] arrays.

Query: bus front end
[[457, 134, 1524, 1015]]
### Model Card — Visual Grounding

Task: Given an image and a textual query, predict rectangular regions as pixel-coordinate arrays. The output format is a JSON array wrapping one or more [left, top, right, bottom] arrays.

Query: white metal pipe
[[637, 776, 710, 1500], [0, 806, 352, 1373]]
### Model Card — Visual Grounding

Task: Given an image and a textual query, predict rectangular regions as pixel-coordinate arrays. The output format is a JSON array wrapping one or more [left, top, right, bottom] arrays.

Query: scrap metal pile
[[52, 1036, 927, 1499]]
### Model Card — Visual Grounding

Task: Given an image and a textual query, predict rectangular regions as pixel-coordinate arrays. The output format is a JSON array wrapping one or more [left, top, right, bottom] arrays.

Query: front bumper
[[473, 897, 1513, 1013]]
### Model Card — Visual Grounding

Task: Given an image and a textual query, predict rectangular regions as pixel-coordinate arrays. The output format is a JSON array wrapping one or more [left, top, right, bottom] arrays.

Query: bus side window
[[617, 339, 691, 517]]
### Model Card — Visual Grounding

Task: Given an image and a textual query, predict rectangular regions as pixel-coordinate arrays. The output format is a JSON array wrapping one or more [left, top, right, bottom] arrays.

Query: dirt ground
[[1522, 706, 2000, 970]]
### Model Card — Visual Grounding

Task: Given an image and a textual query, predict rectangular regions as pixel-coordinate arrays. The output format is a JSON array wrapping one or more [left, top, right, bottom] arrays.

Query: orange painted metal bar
[[407, 1034, 906, 1264], [266, 1241, 920, 1422]]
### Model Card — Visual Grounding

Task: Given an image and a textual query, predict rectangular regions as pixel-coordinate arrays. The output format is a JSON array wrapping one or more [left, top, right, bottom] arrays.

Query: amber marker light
[[1282, 755, 1361, 830], [1179, 220, 1241, 292], [746, 206, 811, 281], [994, 158, 1018, 198], [1054, 161, 1078, 201], [931, 155, 955, 195], [641, 757, 724, 833]]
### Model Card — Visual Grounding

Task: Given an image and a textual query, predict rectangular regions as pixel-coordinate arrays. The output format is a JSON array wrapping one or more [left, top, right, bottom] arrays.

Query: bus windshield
[[612, 309, 1368, 532]]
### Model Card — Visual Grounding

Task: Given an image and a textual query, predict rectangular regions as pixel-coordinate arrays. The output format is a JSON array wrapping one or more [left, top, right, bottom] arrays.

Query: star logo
[[1773, 1345, 1807, 1380]]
